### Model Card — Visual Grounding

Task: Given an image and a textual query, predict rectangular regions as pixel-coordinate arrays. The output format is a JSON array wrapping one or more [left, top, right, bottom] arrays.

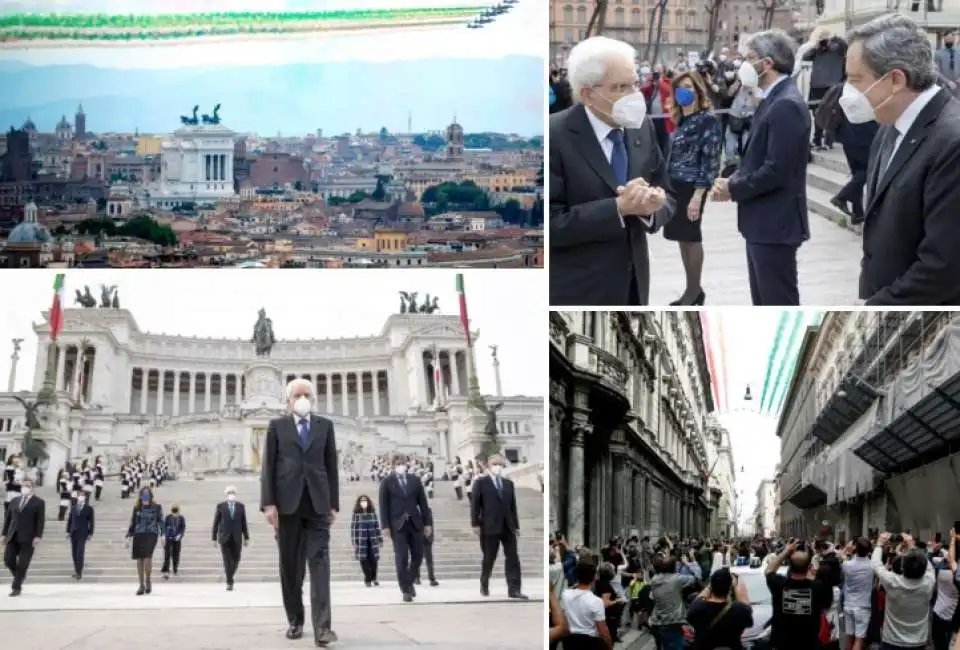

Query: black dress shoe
[[145, 582, 152, 594], [480, 585, 490, 596], [430, 579, 439, 587], [403, 592, 414, 602], [136, 585, 145, 596], [315, 629, 338, 646], [508, 592, 530, 600], [226, 583, 233, 591], [9, 588, 21, 597], [286, 624, 304, 640], [413, 577, 421, 585]]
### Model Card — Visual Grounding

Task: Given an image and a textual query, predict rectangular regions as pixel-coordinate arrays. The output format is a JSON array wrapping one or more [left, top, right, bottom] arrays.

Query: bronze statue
[[99, 284, 116, 308], [398, 291, 419, 313], [419, 295, 439, 313], [481, 400, 504, 437], [112, 291, 120, 309], [202, 104, 222, 125], [180, 105, 200, 126], [74, 286, 96, 308], [251, 308, 276, 356], [12, 395, 42, 431]]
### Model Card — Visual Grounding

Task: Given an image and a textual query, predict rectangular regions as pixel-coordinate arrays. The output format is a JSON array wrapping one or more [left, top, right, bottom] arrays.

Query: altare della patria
[[0, 286, 543, 479]]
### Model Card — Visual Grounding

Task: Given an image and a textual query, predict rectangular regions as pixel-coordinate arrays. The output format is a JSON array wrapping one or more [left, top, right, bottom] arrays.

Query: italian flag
[[455, 273, 471, 347], [50, 273, 66, 341]]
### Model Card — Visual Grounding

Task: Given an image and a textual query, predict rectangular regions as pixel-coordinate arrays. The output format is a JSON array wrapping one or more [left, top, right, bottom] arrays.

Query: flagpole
[[37, 274, 66, 405]]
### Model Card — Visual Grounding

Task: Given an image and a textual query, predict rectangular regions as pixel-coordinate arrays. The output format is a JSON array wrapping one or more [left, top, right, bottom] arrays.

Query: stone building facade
[[776, 311, 958, 541], [550, 311, 717, 548]]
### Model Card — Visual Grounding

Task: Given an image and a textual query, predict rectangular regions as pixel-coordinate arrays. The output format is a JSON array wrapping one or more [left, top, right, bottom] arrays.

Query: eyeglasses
[[595, 81, 641, 94]]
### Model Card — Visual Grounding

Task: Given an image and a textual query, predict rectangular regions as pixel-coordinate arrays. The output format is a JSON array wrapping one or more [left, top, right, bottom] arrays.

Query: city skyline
[[0, 270, 547, 398]]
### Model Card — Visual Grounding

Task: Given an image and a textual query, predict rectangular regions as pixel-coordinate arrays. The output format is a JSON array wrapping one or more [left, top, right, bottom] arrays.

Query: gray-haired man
[[211, 484, 249, 591], [261, 377, 339, 646]]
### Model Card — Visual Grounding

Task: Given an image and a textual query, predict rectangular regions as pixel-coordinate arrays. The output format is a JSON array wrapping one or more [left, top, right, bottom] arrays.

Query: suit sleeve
[[66, 509, 74, 535], [417, 479, 433, 528], [641, 117, 677, 233], [378, 479, 390, 530], [325, 420, 339, 513], [260, 419, 278, 510], [35, 499, 45, 539], [1, 502, 9, 537], [470, 478, 483, 528], [241, 505, 249, 540], [728, 98, 809, 202], [866, 139, 960, 305], [510, 481, 520, 531], [548, 117, 626, 249], [212, 505, 221, 541], [127, 506, 136, 537], [89, 507, 95, 536]]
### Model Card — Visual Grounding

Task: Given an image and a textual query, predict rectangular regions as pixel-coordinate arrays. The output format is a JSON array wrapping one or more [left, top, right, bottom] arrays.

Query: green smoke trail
[[759, 311, 789, 412], [765, 312, 807, 416]]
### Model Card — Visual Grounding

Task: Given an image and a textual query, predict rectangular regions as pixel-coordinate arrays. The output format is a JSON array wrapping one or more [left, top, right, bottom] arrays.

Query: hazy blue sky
[[0, 270, 547, 398]]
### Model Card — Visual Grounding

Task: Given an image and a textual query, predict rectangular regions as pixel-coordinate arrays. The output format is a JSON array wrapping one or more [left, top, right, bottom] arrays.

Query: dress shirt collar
[[894, 85, 941, 139], [584, 104, 620, 143], [759, 74, 788, 99]]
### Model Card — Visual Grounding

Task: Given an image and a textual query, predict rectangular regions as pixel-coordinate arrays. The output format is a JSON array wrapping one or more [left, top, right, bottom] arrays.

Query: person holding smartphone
[[686, 568, 753, 650]]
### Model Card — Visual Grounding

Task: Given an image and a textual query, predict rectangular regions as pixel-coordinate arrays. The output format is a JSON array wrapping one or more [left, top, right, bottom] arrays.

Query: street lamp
[[743, 384, 753, 401]]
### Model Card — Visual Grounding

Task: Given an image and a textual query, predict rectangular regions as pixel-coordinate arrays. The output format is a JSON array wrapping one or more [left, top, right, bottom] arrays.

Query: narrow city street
[[646, 199, 863, 306]]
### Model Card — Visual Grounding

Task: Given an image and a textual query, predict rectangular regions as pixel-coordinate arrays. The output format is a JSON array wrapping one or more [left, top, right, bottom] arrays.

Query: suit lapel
[[282, 416, 301, 450], [304, 415, 321, 452], [568, 104, 619, 192], [865, 90, 949, 219], [626, 127, 651, 183]]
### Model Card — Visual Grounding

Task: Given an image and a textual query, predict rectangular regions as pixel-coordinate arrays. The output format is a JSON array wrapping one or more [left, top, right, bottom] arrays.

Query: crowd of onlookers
[[549, 529, 960, 650]]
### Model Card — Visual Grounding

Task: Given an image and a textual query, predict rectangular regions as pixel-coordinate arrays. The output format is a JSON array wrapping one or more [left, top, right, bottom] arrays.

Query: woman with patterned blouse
[[661, 70, 723, 306]]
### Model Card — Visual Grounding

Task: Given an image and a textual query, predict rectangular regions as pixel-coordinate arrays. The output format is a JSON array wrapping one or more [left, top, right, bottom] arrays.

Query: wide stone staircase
[[806, 148, 862, 232], [18, 476, 544, 584]]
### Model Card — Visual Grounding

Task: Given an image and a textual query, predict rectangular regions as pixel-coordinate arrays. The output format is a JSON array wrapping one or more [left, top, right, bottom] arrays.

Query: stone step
[[806, 163, 849, 197], [806, 184, 863, 235], [811, 149, 850, 174]]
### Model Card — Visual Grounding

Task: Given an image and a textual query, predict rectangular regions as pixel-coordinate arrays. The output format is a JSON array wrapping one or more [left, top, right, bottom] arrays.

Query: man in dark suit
[[65, 492, 94, 580], [549, 35, 677, 306], [842, 14, 960, 305], [261, 378, 339, 646], [470, 454, 527, 599], [378, 453, 432, 602], [1, 477, 44, 596], [712, 29, 811, 306], [211, 485, 249, 591]]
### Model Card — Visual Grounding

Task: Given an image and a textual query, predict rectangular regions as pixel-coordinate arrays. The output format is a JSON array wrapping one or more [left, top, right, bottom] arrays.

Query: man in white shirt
[[559, 559, 612, 647]]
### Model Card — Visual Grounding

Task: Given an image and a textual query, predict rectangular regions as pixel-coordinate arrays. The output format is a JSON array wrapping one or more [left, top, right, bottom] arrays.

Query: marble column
[[358, 372, 366, 417], [415, 350, 428, 407], [340, 374, 348, 416], [451, 351, 461, 396], [235, 374, 242, 404], [140, 368, 149, 415], [326, 375, 333, 414], [188, 373, 196, 414], [56, 344, 67, 390], [567, 413, 590, 548], [204, 374, 212, 412], [373, 372, 381, 416], [172, 372, 181, 416], [156, 370, 165, 415], [549, 403, 565, 535]]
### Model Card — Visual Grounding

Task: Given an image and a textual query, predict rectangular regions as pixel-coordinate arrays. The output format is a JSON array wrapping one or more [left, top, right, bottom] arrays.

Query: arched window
[[563, 4, 574, 23], [576, 5, 588, 23], [615, 7, 625, 24], [631, 8, 642, 24]]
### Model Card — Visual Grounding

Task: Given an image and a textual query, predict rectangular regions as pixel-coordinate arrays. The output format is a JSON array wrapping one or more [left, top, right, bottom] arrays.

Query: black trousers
[[746, 242, 800, 306], [277, 490, 332, 634], [931, 612, 956, 650], [480, 526, 522, 592], [837, 144, 869, 221], [58, 505, 67, 521], [162, 539, 181, 574], [220, 539, 242, 584], [3, 536, 34, 590], [808, 86, 834, 147], [359, 545, 378, 583], [70, 534, 88, 576], [413, 533, 435, 581], [390, 521, 423, 594], [94, 485, 102, 500]]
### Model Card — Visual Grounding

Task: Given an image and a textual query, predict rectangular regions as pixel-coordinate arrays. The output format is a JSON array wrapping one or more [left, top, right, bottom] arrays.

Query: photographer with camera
[[801, 27, 847, 151], [764, 539, 834, 650]]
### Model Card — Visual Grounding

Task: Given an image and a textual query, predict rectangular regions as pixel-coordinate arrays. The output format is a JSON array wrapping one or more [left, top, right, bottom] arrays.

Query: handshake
[[616, 177, 667, 218]]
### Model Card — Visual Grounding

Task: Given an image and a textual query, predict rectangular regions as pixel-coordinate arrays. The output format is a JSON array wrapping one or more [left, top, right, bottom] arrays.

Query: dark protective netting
[[883, 453, 960, 540]]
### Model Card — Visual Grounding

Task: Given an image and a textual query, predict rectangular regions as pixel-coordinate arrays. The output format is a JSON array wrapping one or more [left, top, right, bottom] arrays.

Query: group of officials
[[550, 13, 960, 306], [2, 376, 531, 647]]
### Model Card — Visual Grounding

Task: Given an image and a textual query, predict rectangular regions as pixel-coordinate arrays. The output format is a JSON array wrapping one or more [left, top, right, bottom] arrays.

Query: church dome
[[57, 115, 71, 129], [22, 117, 36, 132], [8, 220, 52, 244]]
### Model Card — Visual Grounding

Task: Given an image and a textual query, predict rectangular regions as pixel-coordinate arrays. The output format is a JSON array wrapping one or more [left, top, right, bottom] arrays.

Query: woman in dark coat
[[126, 486, 164, 595], [350, 494, 382, 587]]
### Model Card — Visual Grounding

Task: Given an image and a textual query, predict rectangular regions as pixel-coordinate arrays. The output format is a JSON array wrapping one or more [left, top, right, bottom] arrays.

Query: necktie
[[495, 477, 502, 494], [400, 476, 407, 493], [876, 126, 900, 185], [20, 496, 28, 511], [949, 48, 955, 72], [298, 418, 309, 448], [608, 128, 628, 186], [229, 503, 235, 518]]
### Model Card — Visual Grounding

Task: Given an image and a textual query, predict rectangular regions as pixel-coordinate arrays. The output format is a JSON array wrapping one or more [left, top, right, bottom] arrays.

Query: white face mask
[[395, 465, 407, 475], [640, 66, 651, 75], [733, 59, 742, 67], [719, 54, 727, 61], [489, 464, 503, 476], [724, 70, 736, 81], [21, 487, 32, 496], [738, 61, 759, 88], [292, 396, 312, 417], [360, 500, 369, 508], [227, 494, 236, 502], [609, 92, 648, 128], [77, 496, 86, 504], [839, 77, 891, 124]]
